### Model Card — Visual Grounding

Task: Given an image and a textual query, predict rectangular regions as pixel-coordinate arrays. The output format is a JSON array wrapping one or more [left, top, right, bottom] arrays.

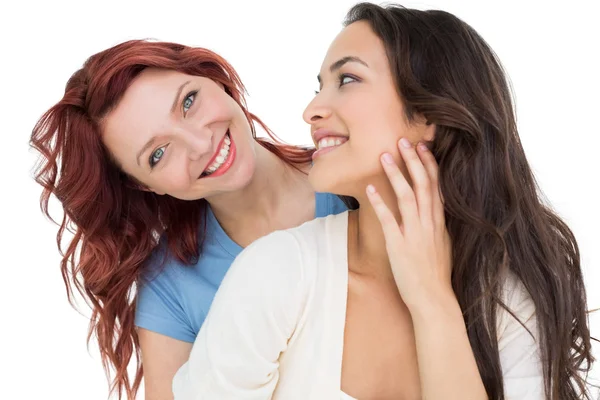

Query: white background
[[1, 0, 598, 398]]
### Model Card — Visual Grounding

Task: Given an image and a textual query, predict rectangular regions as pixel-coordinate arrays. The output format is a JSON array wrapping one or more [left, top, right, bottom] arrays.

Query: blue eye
[[149, 146, 167, 168], [183, 91, 197, 114]]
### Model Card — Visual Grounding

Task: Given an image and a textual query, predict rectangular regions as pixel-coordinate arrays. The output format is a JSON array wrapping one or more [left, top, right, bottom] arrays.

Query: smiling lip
[[312, 128, 348, 145], [311, 128, 349, 161], [198, 130, 236, 179]]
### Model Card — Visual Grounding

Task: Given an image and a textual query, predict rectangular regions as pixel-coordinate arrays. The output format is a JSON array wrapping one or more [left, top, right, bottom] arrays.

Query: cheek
[[352, 103, 408, 152], [345, 106, 397, 156], [344, 105, 410, 175], [156, 160, 193, 193], [208, 91, 240, 120], [341, 92, 394, 133]]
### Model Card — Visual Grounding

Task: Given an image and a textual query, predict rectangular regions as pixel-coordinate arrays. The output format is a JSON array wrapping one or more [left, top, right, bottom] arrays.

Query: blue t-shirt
[[135, 192, 347, 343]]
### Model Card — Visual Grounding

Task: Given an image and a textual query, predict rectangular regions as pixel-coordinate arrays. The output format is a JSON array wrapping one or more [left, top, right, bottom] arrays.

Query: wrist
[[405, 285, 462, 321]]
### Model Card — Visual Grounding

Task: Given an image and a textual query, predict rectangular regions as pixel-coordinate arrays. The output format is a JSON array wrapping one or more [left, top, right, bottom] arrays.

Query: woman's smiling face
[[303, 21, 432, 197], [102, 68, 259, 200]]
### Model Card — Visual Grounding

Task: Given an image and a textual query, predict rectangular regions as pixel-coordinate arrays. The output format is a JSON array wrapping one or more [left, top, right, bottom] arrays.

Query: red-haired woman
[[30, 39, 347, 400]]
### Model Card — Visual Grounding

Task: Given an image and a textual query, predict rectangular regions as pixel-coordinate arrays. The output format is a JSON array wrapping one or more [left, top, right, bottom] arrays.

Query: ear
[[415, 114, 435, 142], [422, 122, 436, 142]]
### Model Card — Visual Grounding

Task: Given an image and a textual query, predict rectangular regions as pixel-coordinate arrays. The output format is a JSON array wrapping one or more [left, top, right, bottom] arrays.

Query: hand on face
[[366, 138, 453, 308]]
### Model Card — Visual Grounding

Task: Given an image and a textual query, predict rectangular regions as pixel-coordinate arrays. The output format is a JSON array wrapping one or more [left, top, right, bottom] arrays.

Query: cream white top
[[173, 211, 544, 399]]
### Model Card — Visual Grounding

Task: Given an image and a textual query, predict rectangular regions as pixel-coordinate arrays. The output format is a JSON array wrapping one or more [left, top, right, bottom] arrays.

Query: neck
[[348, 178, 403, 281], [206, 140, 310, 228]]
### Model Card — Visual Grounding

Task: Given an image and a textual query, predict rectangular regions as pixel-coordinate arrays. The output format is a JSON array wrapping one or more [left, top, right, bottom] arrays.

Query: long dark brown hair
[[29, 40, 314, 399], [344, 3, 595, 399]]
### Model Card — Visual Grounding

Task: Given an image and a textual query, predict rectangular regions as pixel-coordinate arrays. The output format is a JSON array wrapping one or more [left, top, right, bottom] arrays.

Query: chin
[[309, 161, 382, 198]]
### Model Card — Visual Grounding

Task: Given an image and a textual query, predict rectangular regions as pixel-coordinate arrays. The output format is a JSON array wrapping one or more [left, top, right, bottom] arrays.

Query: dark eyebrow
[[136, 137, 156, 167], [171, 80, 191, 113], [317, 56, 369, 83]]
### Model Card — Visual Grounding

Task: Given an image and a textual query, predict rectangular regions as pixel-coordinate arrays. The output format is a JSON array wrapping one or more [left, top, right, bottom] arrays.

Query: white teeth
[[203, 133, 231, 176], [317, 136, 346, 150]]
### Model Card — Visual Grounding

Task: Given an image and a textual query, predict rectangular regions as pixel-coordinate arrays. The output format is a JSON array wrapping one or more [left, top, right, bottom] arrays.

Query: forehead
[[126, 68, 188, 99], [103, 68, 187, 138], [321, 21, 388, 72]]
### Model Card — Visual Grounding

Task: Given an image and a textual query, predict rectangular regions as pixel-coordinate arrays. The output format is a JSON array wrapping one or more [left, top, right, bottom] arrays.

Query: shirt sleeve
[[135, 262, 196, 343], [496, 274, 545, 399], [172, 230, 307, 399]]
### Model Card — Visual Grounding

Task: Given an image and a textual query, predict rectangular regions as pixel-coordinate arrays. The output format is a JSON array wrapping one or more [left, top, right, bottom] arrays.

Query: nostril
[[311, 115, 322, 122]]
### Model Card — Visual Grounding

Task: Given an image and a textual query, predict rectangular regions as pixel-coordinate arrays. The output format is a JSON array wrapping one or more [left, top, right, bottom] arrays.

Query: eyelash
[[149, 145, 168, 169], [183, 90, 197, 115], [315, 73, 359, 94]]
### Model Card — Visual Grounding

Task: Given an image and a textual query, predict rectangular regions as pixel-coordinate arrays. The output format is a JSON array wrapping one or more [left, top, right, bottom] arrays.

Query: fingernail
[[366, 184, 376, 194], [418, 142, 429, 152], [400, 138, 412, 148], [382, 153, 394, 164]]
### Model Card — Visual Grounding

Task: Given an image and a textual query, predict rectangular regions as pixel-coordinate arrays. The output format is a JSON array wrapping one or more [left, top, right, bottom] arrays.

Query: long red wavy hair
[[30, 39, 314, 399]]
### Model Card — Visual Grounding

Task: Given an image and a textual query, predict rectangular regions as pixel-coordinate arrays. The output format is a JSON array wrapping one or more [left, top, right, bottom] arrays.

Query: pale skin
[[303, 21, 487, 399], [103, 69, 316, 400]]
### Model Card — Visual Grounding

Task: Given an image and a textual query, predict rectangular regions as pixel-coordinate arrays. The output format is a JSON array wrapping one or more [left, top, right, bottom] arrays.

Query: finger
[[398, 138, 433, 228], [366, 184, 404, 249], [416, 142, 445, 225], [380, 152, 420, 230]]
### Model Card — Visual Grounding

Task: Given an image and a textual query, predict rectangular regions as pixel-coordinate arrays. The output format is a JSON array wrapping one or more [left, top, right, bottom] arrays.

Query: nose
[[302, 92, 332, 125], [179, 126, 213, 161]]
